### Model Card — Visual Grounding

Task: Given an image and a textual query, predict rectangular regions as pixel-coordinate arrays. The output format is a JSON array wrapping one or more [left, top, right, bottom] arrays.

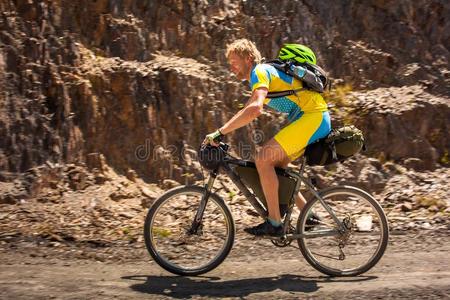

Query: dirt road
[[1, 231, 449, 299]]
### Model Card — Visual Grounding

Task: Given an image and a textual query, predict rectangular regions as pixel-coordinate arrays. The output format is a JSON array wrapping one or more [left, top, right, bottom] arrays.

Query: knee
[[255, 149, 272, 169]]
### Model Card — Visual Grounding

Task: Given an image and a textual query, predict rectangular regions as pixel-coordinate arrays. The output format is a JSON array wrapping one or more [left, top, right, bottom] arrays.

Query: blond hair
[[226, 39, 262, 64]]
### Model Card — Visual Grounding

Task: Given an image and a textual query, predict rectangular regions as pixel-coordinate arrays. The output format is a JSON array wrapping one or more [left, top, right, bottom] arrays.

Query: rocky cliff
[[0, 0, 449, 201]]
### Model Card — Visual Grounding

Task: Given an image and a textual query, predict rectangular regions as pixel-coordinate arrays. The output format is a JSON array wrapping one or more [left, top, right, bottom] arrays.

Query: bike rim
[[300, 189, 387, 274], [148, 191, 232, 272]]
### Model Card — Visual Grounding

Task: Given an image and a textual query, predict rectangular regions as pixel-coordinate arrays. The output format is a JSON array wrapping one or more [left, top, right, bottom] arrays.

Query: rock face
[[0, 0, 449, 189], [349, 86, 449, 170]]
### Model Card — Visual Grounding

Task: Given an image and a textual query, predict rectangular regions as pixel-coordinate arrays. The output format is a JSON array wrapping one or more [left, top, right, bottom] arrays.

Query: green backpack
[[305, 125, 365, 166]]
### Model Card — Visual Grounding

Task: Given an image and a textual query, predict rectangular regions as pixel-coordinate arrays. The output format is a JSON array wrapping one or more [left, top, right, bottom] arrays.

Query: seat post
[[298, 156, 307, 175]]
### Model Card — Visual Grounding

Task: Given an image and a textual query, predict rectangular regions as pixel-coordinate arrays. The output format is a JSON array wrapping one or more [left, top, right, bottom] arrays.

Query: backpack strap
[[266, 60, 305, 98], [267, 88, 304, 98], [328, 141, 338, 162]]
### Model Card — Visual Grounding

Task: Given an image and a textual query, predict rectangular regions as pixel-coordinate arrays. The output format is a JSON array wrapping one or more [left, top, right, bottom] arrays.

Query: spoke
[[294, 229, 341, 239], [352, 230, 383, 236], [310, 250, 342, 261], [149, 191, 230, 271], [298, 187, 388, 276]]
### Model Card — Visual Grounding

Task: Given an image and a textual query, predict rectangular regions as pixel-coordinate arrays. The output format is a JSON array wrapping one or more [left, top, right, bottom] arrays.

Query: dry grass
[[324, 83, 353, 107]]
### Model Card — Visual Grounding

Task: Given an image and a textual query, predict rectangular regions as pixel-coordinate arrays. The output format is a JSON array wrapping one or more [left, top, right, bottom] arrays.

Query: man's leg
[[277, 159, 322, 230], [248, 141, 310, 235], [254, 138, 288, 224], [295, 193, 307, 209], [274, 111, 331, 212]]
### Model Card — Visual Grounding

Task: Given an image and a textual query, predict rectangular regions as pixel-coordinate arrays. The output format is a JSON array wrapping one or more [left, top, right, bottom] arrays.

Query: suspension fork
[[188, 171, 217, 234]]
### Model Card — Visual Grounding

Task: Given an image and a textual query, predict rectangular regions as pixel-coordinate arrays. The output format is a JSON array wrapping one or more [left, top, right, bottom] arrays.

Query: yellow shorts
[[274, 111, 331, 161]]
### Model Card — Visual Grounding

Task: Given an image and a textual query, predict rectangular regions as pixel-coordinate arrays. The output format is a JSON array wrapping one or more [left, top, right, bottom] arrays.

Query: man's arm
[[219, 87, 268, 135]]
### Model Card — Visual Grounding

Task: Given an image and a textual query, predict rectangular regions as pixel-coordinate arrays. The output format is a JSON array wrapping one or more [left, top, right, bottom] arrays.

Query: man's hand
[[203, 130, 223, 146]]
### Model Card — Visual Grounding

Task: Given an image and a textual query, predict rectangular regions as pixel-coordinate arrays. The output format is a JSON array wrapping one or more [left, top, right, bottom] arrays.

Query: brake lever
[[219, 142, 229, 152]]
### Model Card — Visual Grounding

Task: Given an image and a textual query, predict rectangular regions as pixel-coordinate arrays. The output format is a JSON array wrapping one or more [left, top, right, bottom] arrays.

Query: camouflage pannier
[[234, 162, 296, 216], [305, 125, 365, 166]]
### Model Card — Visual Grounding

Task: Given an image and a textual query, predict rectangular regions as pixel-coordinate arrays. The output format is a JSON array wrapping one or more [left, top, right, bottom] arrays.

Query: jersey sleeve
[[250, 64, 271, 91]]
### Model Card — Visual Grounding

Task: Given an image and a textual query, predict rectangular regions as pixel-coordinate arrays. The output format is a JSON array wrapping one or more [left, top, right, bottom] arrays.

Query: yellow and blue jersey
[[250, 63, 328, 120], [249, 63, 331, 160]]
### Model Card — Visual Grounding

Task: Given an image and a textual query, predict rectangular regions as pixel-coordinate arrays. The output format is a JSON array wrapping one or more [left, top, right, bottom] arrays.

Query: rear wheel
[[144, 185, 235, 276], [297, 185, 389, 276]]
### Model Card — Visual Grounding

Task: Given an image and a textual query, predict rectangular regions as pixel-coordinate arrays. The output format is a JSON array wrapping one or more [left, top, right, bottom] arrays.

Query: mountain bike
[[143, 142, 389, 276]]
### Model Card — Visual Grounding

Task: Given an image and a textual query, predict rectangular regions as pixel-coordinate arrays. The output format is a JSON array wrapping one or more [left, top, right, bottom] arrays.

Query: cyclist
[[203, 39, 331, 236]]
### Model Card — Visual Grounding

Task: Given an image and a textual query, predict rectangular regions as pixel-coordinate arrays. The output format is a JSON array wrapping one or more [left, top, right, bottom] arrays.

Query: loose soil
[[1, 230, 449, 299]]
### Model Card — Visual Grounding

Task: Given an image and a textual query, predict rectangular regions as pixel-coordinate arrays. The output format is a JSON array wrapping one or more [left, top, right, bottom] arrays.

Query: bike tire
[[297, 185, 389, 276], [144, 185, 235, 276]]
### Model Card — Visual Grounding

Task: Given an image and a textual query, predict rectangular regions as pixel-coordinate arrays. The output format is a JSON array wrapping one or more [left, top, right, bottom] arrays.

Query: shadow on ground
[[123, 274, 376, 298]]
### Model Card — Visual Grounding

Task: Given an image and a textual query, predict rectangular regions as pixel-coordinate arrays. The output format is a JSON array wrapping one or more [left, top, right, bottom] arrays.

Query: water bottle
[[290, 64, 324, 92], [290, 64, 307, 79]]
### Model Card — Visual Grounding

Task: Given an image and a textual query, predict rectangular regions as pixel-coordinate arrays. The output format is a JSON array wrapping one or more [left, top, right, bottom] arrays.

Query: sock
[[268, 218, 282, 227]]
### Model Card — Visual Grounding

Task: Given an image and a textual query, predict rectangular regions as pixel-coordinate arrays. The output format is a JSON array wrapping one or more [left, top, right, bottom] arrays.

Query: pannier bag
[[305, 125, 365, 166], [234, 163, 297, 215]]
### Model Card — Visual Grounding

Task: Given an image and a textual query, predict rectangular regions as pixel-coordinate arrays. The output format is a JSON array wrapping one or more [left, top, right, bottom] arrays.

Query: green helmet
[[278, 44, 317, 65]]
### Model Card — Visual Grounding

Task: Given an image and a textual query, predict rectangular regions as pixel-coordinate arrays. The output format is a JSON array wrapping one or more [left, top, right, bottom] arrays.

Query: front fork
[[188, 171, 217, 234]]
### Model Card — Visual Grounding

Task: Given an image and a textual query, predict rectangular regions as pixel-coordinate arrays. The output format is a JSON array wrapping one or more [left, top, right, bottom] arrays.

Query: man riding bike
[[203, 39, 331, 237]]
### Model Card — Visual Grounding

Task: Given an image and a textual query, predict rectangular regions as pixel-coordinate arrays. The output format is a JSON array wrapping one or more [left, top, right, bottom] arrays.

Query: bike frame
[[194, 147, 345, 240]]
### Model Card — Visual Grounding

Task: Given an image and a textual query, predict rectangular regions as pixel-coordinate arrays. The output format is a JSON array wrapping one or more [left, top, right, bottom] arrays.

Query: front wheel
[[144, 185, 235, 276], [297, 185, 389, 276]]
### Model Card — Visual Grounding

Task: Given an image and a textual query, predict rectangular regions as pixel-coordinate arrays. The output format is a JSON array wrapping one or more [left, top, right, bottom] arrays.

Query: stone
[[421, 222, 432, 230], [141, 197, 155, 208], [109, 191, 133, 201], [427, 205, 439, 212], [126, 169, 137, 182], [161, 179, 180, 190], [141, 186, 159, 199], [0, 193, 17, 205], [86, 153, 107, 172], [94, 173, 108, 184], [404, 158, 425, 170], [400, 203, 413, 212], [368, 158, 382, 170], [118, 211, 135, 219]]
